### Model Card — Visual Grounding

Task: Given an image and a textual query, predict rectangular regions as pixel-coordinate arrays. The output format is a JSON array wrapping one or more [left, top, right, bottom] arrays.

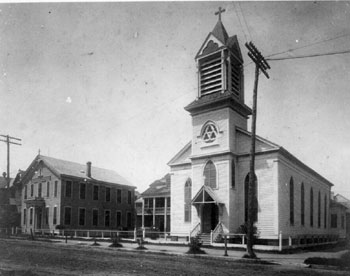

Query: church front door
[[201, 203, 219, 233]]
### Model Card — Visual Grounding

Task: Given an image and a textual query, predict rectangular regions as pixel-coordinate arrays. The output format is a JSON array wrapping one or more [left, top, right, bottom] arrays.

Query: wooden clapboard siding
[[277, 153, 331, 237]]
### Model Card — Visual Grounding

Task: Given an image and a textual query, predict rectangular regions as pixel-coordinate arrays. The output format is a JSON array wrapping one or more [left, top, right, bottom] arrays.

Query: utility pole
[[0, 134, 22, 187], [245, 42, 270, 258]]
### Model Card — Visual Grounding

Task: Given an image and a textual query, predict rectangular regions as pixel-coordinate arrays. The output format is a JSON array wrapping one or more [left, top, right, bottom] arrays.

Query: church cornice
[[185, 91, 252, 117]]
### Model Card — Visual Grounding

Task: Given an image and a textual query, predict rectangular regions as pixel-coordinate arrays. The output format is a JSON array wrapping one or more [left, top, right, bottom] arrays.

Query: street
[[0, 238, 348, 276]]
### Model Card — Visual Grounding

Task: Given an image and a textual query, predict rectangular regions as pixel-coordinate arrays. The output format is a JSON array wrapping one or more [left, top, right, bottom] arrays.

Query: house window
[[65, 181, 72, 197], [341, 215, 345, 229], [105, 210, 110, 227], [331, 214, 337, 228], [23, 208, 27, 225], [116, 189, 122, 204], [127, 212, 132, 228], [106, 187, 111, 202], [24, 186, 27, 199], [29, 208, 33, 225], [46, 182, 50, 197], [93, 185, 99, 200], [92, 209, 98, 226], [244, 173, 258, 223], [301, 183, 305, 226], [184, 179, 192, 222], [231, 160, 235, 188], [64, 207, 71, 225], [324, 195, 327, 228], [38, 182, 42, 197], [318, 191, 321, 228], [79, 208, 86, 226], [127, 191, 132, 204], [116, 211, 122, 227], [54, 181, 58, 197], [53, 207, 57, 225], [203, 160, 216, 188], [45, 207, 49, 225], [80, 183, 86, 200], [310, 188, 314, 227], [289, 177, 294, 226], [30, 184, 34, 197]]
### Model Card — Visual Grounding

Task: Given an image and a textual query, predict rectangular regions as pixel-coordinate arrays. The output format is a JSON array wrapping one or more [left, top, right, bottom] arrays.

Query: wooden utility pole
[[0, 134, 22, 187], [245, 42, 270, 258]]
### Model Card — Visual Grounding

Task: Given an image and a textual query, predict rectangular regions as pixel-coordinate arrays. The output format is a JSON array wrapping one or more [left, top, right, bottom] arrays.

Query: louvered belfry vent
[[199, 52, 222, 95], [229, 54, 241, 96]]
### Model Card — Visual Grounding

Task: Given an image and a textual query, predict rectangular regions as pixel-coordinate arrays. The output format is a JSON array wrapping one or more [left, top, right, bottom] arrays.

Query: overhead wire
[[266, 49, 350, 61], [232, 2, 248, 43], [238, 2, 252, 42]]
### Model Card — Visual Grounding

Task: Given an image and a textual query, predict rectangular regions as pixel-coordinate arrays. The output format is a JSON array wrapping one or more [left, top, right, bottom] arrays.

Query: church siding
[[277, 155, 331, 237], [170, 167, 193, 235], [228, 108, 248, 152]]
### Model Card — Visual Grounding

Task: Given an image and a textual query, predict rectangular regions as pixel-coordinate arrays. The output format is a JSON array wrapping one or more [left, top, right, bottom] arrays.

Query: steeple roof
[[211, 20, 229, 44]]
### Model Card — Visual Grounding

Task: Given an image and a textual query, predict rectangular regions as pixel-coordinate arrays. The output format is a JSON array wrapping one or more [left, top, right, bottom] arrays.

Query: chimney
[[86, 161, 92, 178]]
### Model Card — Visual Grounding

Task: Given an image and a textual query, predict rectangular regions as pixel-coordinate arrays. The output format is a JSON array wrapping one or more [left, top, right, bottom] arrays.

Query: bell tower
[[185, 8, 252, 156]]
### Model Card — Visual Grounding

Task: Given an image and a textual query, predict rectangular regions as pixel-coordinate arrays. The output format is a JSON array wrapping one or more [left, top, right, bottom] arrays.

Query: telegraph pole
[[0, 134, 22, 187], [245, 42, 270, 258]]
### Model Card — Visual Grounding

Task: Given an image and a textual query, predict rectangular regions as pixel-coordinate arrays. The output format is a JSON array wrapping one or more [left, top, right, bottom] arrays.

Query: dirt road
[[0, 238, 347, 276]]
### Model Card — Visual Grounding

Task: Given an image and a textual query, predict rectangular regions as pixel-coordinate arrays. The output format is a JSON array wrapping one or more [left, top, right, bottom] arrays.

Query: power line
[[266, 32, 350, 59], [266, 49, 350, 61], [233, 2, 248, 42], [238, 2, 252, 42]]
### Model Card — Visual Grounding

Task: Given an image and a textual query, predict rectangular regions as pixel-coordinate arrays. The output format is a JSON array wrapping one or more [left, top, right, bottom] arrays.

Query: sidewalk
[[60, 238, 349, 267]]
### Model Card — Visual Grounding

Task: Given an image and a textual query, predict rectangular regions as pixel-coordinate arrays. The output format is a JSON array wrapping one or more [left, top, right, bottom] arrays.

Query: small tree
[[187, 236, 205, 254]]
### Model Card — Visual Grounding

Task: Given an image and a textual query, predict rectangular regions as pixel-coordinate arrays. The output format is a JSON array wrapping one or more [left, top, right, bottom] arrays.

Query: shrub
[[187, 237, 206, 254], [109, 234, 123, 248]]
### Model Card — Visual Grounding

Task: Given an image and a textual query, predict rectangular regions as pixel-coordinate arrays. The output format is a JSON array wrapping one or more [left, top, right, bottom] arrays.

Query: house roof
[[141, 173, 170, 197], [0, 177, 8, 189], [23, 155, 135, 188]]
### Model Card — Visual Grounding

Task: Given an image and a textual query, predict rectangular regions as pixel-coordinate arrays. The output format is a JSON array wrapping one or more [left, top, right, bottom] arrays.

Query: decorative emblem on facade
[[202, 122, 218, 143]]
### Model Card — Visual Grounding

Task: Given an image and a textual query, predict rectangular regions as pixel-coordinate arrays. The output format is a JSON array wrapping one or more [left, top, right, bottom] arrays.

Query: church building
[[167, 13, 339, 248]]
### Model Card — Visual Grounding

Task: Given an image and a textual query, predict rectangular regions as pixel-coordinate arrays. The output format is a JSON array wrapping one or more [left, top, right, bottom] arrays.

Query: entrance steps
[[197, 233, 211, 246]]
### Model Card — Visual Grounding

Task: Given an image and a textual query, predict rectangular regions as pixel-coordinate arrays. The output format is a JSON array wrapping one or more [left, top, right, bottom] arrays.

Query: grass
[[304, 251, 350, 269]]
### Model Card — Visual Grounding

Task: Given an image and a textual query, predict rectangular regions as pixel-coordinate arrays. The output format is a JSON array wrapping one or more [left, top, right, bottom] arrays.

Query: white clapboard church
[[167, 13, 340, 248]]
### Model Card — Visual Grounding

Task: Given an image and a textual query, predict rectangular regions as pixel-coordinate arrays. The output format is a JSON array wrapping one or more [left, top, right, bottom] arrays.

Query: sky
[[0, 1, 350, 198]]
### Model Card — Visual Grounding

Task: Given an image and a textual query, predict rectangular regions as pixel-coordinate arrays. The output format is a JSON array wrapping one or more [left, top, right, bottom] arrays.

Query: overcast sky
[[1, 1, 350, 198]]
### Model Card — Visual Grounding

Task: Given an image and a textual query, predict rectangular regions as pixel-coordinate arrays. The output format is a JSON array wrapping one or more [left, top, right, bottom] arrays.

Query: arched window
[[231, 160, 235, 188], [310, 187, 314, 227], [318, 191, 321, 228], [301, 183, 305, 226], [184, 179, 192, 222], [244, 173, 258, 223], [324, 195, 327, 228], [289, 177, 294, 225], [203, 161, 216, 189]]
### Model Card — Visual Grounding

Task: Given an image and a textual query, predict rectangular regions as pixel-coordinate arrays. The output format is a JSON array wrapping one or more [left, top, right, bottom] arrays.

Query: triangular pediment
[[191, 185, 223, 205], [196, 33, 226, 59], [167, 141, 192, 166]]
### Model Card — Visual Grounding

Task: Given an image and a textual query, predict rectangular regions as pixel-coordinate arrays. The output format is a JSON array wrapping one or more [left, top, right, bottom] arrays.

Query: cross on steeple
[[215, 7, 226, 21]]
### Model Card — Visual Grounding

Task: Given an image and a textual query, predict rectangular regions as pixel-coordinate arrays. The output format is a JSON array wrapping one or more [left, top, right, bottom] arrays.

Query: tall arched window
[[324, 195, 327, 228], [310, 187, 314, 227], [289, 177, 294, 225], [231, 160, 235, 188], [203, 161, 216, 189], [318, 191, 321, 228], [244, 173, 258, 223], [301, 183, 305, 226], [184, 179, 192, 222]]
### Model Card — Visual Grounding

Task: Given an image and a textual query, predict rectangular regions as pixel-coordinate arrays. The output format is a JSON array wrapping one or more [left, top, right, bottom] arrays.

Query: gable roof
[[167, 141, 192, 166], [191, 185, 223, 205], [22, 155, 134, 188], [141, 173, 170, 197]]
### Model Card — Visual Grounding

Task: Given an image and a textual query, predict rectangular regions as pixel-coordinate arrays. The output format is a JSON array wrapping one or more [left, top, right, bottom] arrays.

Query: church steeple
[[186, 8, 251, 119]]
